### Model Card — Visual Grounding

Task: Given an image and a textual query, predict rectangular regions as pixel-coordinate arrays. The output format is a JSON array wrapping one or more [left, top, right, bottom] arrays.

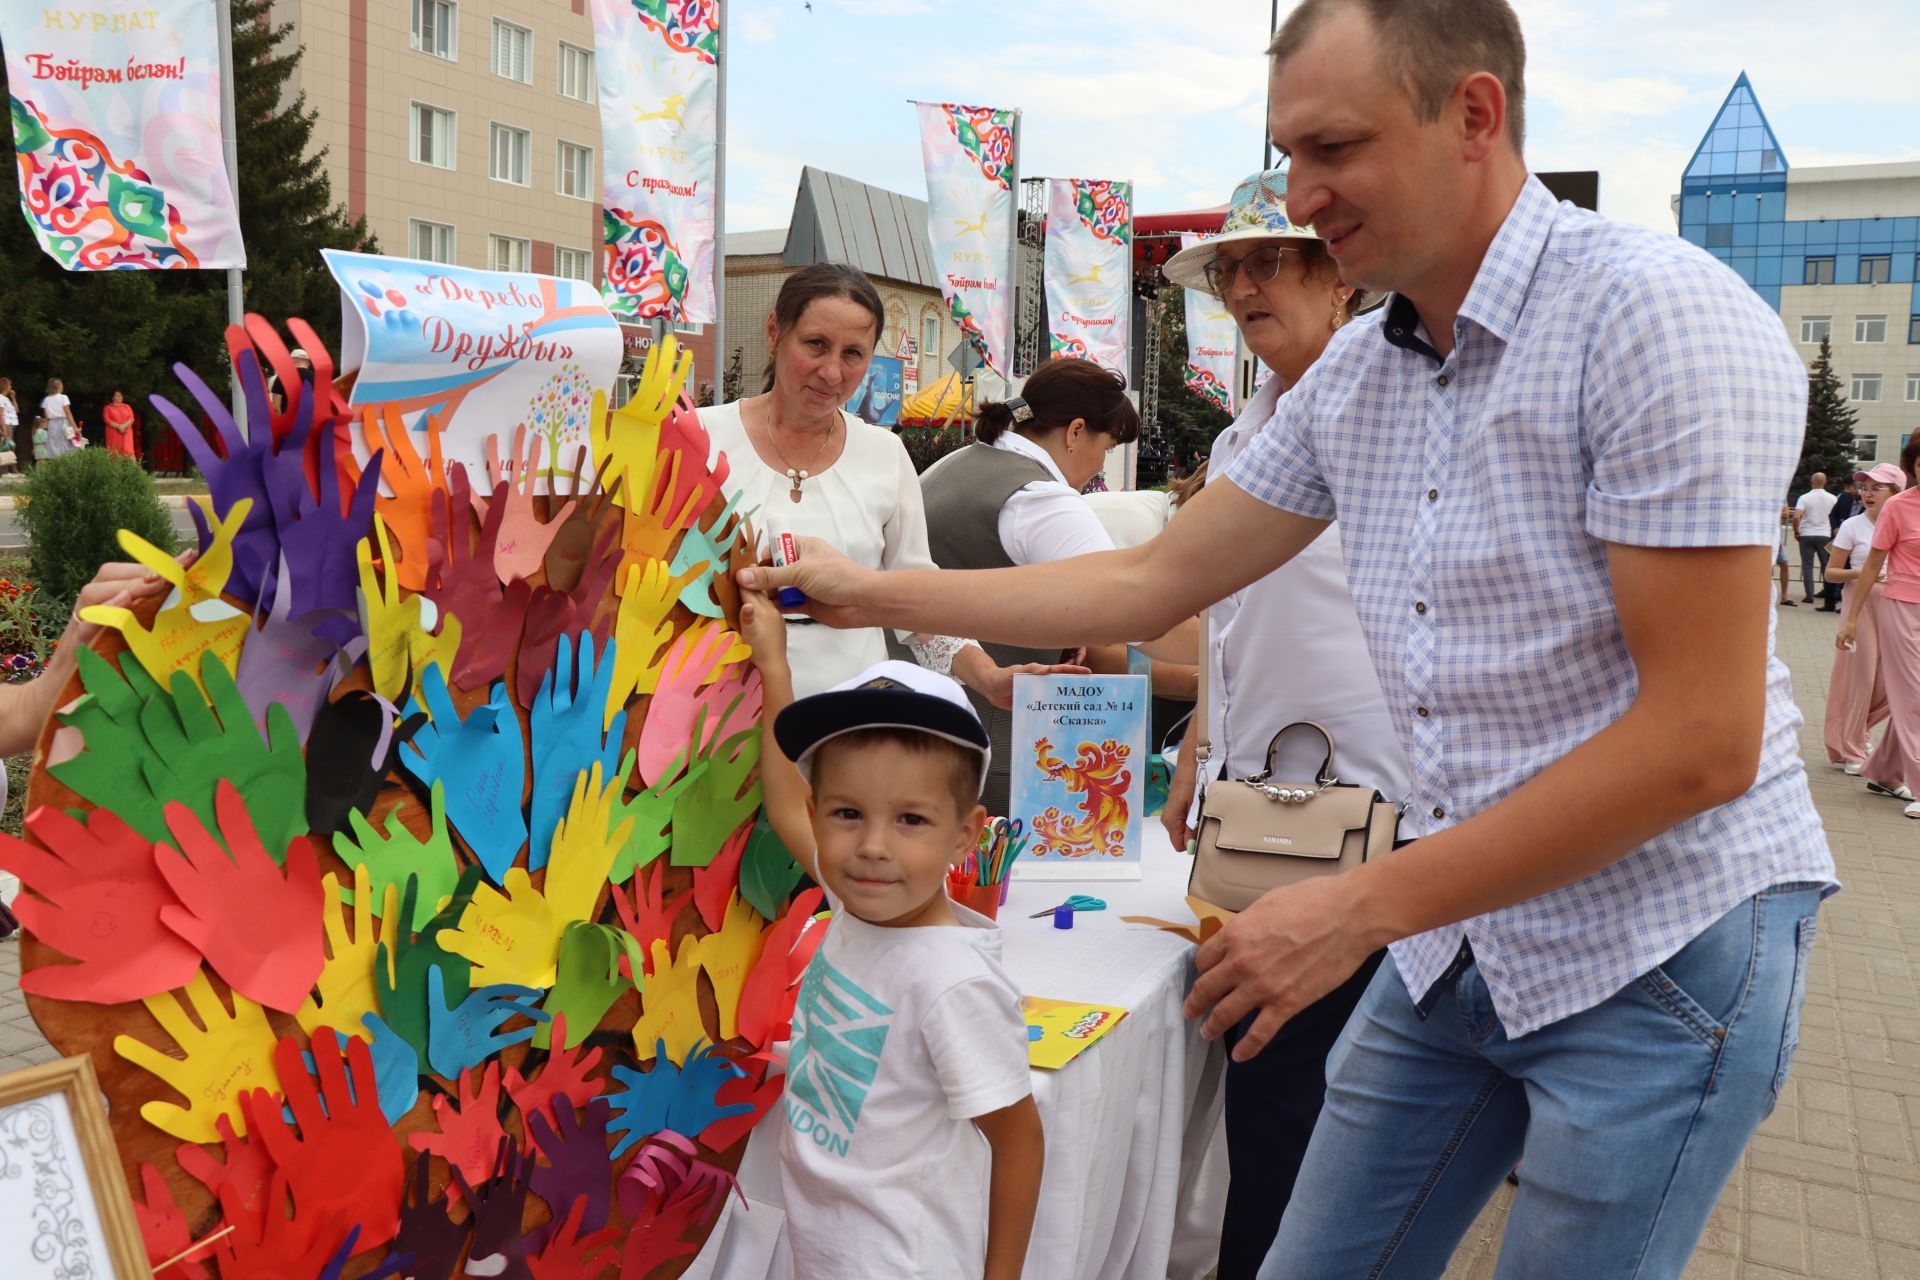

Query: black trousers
[[1217, 948, 1386, 1280]]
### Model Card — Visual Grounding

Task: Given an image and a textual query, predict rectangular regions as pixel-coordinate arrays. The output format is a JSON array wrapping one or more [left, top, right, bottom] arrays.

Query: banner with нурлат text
[[324, 250, 622, 488], [915, 100, 1016, 378], [1181, 233, 1236, 411], [1044, 178, 1131, 377], [590, 0, 718, 324], [2, 0, 244, 269]]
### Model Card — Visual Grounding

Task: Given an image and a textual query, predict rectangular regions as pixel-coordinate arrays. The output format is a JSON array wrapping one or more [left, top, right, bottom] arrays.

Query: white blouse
[[40, 393, 70, 425], [702, 401, 952, 699], [983, 432, 1116, 565]]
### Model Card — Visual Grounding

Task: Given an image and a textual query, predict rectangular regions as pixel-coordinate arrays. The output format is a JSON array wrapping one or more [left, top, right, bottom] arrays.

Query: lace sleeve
[[905, 633, 973, 675]]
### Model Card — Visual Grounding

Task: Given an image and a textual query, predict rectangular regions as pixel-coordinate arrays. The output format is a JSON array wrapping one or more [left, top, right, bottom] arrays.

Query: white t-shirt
[[1831, 512, 1876, 571], [1192, 376, 1413, 807], [40, 393, 71, 425], [703, 402, 941, 699], [779, 895, 1029, 1279], [1795, 488, 1838, 538], [0, 396, 17, 429]]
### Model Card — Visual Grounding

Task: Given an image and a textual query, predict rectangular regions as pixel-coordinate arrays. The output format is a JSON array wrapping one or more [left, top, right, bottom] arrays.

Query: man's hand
[[1184, 873, 1389, 1061], [950, 646, 1091, 710], [1162, 739, 1198, 852], [734, 537, 876, 629]]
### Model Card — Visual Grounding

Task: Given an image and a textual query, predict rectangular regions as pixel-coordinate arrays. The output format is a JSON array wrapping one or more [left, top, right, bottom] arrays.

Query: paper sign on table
[[1009, 674, 1149, 881], [324, 250, 622, 487], [1023, 996, 1129, 1070]]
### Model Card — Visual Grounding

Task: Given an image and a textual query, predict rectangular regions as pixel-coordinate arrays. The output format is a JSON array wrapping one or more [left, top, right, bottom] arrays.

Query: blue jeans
[[1260, 884, 1824, 1280]]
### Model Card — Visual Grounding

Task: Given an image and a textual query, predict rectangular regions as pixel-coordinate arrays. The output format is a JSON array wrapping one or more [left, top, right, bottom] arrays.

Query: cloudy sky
[[722, 0, 1920, 237]]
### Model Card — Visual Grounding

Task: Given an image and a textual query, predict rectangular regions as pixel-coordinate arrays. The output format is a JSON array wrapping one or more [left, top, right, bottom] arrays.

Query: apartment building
[[1676, 74, 1920, 464], [274, 0, 714, 389]]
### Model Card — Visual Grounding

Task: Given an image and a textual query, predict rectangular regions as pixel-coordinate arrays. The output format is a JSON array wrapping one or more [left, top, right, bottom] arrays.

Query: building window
[[489, 124, 530, 185], [491, 20, 531, 83], [1856, 435, 1879, 461], [1909, 316, 1920, 344], [1857, 315, 1888, 344], [410, 103, 455, 169], [410, 0, 455, 59], [1705, 224, 1732, 249], [558, 43, 596, 102], [1800, 316, 1831, 344], [1908, 374, 1920, 402], [1850, 374, 1882, 403], [557, 141, 594, 200], [675, 322, 705, 336], [553, 246, 591, 281], [1861, 255, 1892, 285], [921, 313, 940, 378], [409, 219, 455, 264], [1804, 256, 1835, 286], [489, 235, 530, 274]]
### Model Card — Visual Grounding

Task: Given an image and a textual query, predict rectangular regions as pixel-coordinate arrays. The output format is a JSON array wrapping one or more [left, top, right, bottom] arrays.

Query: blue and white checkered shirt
[[1223, 176, 1836, 1036]]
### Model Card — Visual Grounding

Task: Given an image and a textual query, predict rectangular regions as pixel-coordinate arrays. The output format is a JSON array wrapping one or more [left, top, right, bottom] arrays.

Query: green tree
[[1794, 336, 1857, 499], [0, 0, 370, 422], [1152, 290, 1234, 477]]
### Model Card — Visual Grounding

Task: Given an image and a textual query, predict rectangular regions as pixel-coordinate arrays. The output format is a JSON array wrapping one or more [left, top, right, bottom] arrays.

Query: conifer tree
[[1795, 336, 1857, 499]]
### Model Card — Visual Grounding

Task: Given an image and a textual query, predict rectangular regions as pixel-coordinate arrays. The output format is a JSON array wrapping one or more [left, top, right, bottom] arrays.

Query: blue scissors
[[1029, 895, 1107, 918]]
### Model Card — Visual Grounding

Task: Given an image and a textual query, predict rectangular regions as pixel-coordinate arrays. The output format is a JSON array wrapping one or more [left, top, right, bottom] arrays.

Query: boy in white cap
[[739, 588, 1043, 1280]]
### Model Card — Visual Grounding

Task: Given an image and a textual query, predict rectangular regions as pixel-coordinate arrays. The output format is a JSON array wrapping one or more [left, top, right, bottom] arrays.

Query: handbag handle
[[1249, 720, 1337, 787]]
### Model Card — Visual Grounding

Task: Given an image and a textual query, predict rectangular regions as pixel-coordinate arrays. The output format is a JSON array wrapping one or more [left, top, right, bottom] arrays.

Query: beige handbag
[[1186, 615, 1400, 911]]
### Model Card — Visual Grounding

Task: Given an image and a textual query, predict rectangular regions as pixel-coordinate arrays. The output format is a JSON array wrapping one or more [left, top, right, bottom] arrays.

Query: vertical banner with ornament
[[1181, 233, 1237, 411], [914, 100, 1017, 377], [589, 0, 719, 323], [1043, 178, 1131, 377], [1, 0, 245, 269]]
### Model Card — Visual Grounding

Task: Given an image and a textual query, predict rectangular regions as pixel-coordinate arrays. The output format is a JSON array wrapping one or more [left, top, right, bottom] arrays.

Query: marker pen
[[770, 531, 808, 611]]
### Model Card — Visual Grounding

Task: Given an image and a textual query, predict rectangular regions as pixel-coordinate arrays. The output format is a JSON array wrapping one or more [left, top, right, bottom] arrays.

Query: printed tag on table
[[1009, 673, 1147, 881]]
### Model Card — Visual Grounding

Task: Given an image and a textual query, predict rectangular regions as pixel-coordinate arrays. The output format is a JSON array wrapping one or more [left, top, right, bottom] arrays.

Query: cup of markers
[[948, 818, 1027, 920]]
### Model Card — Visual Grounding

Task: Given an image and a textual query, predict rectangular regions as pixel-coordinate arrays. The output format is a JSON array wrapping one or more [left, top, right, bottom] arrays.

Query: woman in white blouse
[[701, 264, 1043, 703], [918, 357, 1141, 811], [39, 378, 79, 457]]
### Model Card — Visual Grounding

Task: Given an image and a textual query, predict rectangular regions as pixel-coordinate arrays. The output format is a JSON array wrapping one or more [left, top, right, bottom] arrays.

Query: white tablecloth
[[692, 836, 1229, 1280]]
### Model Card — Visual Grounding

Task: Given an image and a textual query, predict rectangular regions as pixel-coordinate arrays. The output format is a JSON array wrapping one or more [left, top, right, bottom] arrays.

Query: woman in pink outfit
[[1839, 473, 1920, 818], [1823, 464, 1905, 769]]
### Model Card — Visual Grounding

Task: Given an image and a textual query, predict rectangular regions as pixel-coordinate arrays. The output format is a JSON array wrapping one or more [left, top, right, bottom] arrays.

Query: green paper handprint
[[538, 922, 635, 1050], [334, 781, 462, 932], [48, 645, 171, 840]]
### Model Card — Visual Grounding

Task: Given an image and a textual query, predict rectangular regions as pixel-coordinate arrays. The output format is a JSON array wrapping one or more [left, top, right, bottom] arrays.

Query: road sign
[[948, 341, 982, 376]]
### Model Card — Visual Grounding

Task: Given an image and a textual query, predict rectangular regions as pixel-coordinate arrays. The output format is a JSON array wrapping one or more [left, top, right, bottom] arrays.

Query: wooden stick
[[152, 1223, 236, 1273]]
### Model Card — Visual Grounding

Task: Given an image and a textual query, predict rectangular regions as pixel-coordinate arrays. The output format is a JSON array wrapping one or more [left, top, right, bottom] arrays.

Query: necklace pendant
[[788, 469, 804, 503]]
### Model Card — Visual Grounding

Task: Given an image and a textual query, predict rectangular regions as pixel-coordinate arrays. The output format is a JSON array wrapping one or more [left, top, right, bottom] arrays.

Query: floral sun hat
[[1162, 168, 1321, 297]]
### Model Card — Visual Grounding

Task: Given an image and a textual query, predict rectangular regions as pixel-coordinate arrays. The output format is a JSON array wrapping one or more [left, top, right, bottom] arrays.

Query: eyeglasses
[[1201, 245, 1301, 296]]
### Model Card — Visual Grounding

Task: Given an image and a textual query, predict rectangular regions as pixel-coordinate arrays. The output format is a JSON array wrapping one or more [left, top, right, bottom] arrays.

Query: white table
[[692, 836, 1229, 1280]]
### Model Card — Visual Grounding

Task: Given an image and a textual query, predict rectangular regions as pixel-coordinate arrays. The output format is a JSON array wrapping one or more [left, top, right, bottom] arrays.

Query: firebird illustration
[[1029, 736, 1132, 858]]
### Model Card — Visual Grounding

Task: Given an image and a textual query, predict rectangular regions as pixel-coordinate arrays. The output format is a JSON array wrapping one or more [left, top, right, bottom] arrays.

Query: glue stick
[[769, 530, 809, 611]]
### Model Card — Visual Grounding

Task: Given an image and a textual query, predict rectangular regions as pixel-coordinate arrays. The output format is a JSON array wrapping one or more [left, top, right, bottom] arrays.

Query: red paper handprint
[[658, 398, 731, 524], [176, 1112, 275, 1224], [699, 1069, 786, 1152], [693, 823, 753, 932], [211, 1170, 344, 1280], [528, 1195, 621, 1280], [0, 805, 200, 1005], [611, 861, 688, 978], [737, 888, 825, 1050], [155, 781, 325, 1014], [427, 466, 534, 690], [407, 1062, 510, 1202], [248, 1032, 405, 1253], [504, 1015, 608, 1126], [133, 1162, 208, 1279]]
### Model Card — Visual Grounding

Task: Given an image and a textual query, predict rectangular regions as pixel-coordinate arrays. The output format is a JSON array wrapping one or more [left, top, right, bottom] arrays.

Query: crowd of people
[[0, 375, 152, 471]]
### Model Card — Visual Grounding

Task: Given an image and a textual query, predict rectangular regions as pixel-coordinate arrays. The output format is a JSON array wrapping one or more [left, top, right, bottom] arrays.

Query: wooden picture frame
[[0, 1055, 152, 1279]]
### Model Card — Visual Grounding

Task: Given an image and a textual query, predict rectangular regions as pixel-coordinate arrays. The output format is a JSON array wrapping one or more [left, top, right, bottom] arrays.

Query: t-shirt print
[[786, 951, 893, 1159]]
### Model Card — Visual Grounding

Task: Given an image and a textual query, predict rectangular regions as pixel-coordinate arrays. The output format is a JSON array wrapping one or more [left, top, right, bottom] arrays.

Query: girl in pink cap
[[1838, 465, 1920, 816], [1824, 464, 1906, 771]]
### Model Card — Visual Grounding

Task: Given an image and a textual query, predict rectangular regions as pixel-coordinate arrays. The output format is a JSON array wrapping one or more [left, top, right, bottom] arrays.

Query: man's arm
[[973, 1095, 1043, 1280], [738, 477, 1327, 652], [1186, 542, 1775, 1059]]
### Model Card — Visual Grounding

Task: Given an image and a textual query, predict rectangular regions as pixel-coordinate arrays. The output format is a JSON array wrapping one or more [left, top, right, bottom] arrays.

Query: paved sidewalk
[[0, 598, 1911, 1277]]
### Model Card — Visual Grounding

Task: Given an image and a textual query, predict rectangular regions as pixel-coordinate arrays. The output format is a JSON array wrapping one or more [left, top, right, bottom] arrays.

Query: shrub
[[20, 450, 178, 605]]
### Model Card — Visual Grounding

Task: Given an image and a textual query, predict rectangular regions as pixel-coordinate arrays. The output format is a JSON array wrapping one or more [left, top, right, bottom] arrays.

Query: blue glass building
[[1677, 75, 1920, 461]]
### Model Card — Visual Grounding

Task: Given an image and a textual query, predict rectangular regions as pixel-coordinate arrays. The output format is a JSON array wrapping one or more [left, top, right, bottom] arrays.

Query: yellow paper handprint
[[696, 893, 769, 1041], [607, 556, 707, 726], [631, 935, 705, 1066], [297, 866, 394, 1041], [439, 867, 559, 989], [545, 760, 636, 927], [357, 514, 462, 703], [112, 969, 283, 1143], [80, 498, 253, 695], [593, 336, 695, 512]]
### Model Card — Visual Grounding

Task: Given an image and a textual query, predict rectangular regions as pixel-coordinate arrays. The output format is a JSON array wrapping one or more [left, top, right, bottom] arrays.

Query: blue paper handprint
[[400, 669, 527, 883], [528, 632, 626, 871], [605, 1040, 753, 1158], [669, 488, 749, 618], [425, 965, 549, 1079]]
